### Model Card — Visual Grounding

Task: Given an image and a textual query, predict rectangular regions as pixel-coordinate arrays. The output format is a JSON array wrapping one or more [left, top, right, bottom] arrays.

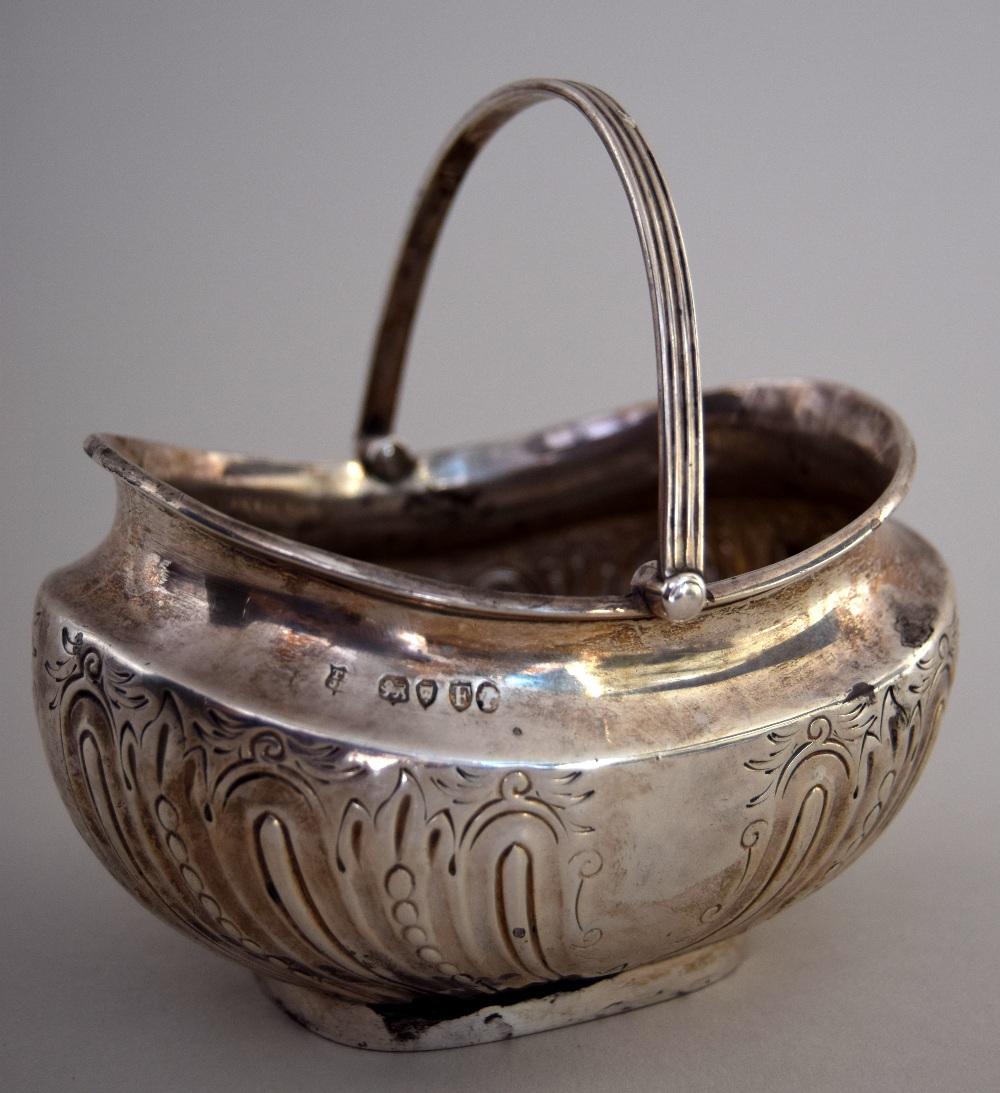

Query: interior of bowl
[[98, 380, 912, 607]]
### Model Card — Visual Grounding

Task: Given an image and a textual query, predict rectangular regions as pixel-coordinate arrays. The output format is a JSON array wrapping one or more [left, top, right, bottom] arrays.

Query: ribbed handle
[[356, 79, 707, 621]]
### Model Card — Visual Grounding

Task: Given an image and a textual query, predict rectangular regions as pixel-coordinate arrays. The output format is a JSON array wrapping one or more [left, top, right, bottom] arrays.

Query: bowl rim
[[85, 378, 916, 621]]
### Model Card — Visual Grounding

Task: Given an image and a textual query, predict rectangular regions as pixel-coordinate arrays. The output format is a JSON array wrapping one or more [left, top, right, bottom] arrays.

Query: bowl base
[[258, 935, 747, 1051]]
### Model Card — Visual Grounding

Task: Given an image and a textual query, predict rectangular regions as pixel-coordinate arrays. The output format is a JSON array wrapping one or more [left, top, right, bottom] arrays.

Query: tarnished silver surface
[[32, 79, 956, 1050]]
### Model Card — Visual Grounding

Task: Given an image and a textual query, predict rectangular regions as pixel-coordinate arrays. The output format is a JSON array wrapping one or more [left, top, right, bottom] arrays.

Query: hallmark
[[416, 679, 438, 708], [449, 681, 473, 712], [325, 665, 348, 695], [378, 675, 409, 705], [476, 681, 501, 712]]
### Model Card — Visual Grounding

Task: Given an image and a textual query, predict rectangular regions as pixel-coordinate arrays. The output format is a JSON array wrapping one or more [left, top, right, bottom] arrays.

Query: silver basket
[[33, 79, 956, 1050]]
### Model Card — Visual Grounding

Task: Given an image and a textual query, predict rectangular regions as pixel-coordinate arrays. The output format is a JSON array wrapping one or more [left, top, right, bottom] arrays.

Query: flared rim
[[85, 379, 915, 621]]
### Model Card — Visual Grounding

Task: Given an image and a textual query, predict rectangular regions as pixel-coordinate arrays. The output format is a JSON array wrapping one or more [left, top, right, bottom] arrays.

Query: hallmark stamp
[[378, 675, 409, 705], [325, 665, 348, 695], [377, 673, 500, 712], [449, 681, 473, 712], [416, 679, 438, 708], [475, 681, 501, 713]]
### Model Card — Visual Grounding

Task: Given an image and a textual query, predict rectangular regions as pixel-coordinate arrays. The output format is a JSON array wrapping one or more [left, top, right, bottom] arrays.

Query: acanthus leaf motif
[[45, 632, 602, 1003]]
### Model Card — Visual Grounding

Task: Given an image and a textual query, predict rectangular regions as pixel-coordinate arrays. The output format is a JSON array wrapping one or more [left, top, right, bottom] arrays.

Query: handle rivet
[[661, 572, 707, 622], [360, 436, 417, 484]]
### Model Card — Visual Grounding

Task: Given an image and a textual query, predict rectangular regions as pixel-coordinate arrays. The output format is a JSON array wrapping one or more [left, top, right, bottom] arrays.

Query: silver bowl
[[32, 79, 956, 1050]]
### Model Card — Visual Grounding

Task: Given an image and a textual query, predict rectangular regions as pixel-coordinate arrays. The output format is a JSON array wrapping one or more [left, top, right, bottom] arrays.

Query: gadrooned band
[[356, 78, 705, 611]]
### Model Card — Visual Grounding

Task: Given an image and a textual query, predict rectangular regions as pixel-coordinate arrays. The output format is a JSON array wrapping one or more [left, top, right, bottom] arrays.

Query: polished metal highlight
[[32, 79, 956, 1051]]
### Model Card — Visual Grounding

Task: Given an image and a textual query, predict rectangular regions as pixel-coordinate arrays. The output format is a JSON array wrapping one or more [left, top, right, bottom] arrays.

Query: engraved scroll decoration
[[41, 630, 602, 1005], [687, 624, 955, 946]]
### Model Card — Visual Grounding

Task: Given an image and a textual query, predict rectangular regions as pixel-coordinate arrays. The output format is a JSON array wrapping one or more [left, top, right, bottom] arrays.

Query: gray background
[[2, 2, 998, 1090]]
